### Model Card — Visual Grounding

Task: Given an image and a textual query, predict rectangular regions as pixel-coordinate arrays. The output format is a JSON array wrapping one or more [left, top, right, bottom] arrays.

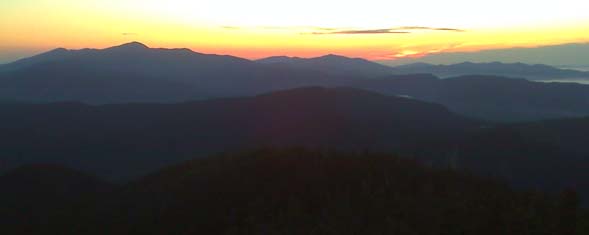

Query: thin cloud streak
[[312, 29, 411, 35], [217, 25, 465, 35], [395, 26, 464, 32], [221, 26, 240, 30], [313, 26, 465, 35]]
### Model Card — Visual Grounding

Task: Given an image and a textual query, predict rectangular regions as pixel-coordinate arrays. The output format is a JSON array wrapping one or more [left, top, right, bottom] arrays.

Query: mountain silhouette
[[380, 42, 589, 69], [0, 164, 113, 233], [257, 54, 397, 77], [3, 42, 589, 121], [0, 42, 343, 103], [0, 149, 580, 235], [2, 86, 587, 201], [349, 75, 589, 121], [392, 61, 589, 80], [0, 87, 476, 180], [105, 41, 149, 51]]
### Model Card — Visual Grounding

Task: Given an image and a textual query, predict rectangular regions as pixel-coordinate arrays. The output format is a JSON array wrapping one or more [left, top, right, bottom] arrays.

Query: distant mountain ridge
[[256, 54, 397, 77], [0, 42, 347, 103], [3, 42, 589, 121], [391, 61, 589, 80], [0, 87, 475, 180], [379, 42, 589, 68], [350, 75, 589, 121]]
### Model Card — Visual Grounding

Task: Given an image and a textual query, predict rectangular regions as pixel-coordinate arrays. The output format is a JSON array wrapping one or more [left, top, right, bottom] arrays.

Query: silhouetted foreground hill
[[392, 62, 589, 80], [0, 164, 113, 233], [0, 87, 475, 180], [510, 117, 589, 156], [1, 149, 585, 235]]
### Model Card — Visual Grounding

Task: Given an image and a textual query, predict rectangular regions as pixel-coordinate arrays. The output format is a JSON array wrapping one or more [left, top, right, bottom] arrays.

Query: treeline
[[1, 149, 587, 234]]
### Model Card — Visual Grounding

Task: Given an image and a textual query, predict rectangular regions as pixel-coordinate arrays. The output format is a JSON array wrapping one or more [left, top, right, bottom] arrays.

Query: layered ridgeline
[[0, 87, 475, 180], [2, 42, 589, 121], [1, 87, 588, 204], [348, 75, 589, 121], [378, 43, 589, 70], [0, 149, 585, 235], [256, 54, 397, 77], [258, 55, 589, 81], [391, 62, 589, 80]]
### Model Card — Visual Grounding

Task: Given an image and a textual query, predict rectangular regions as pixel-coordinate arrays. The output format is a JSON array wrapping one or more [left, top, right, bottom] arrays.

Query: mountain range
[[0, 87, 475, 180], [378, 42, 589, 68], [1, 86, 588, 202], [2, 42, 589, 121], [2, 42, 589, 233], [257, 54, 589, 80], [349, 75, 589, 121], [0, 42, 342, 103], [391, 61, 589, 80], [256, 54, 397, 77]]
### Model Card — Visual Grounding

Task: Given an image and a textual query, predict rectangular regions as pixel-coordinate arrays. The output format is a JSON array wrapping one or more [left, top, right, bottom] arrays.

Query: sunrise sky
[[1, 0, 589, 63]]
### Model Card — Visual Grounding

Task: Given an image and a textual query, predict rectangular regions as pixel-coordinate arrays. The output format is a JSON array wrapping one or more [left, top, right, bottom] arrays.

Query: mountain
[[1, 149, 581, 235], [0, 42, 343, 103], [379, 42, 589, 68], [0, 42, 249, 71], [0, 164, 113, 233], [0, 87, 476, 180], [4, 42, 589, 122], [348, 75, 589, 121], [0, 48, 72, 72], [257, 54, 397, 77], [2, 86, 587, 199], [392, 62, 589, 80], [511, 117, 589, 156]]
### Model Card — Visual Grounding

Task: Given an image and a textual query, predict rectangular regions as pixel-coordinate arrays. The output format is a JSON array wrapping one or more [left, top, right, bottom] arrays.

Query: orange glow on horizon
[[1, 0, 589, 62]]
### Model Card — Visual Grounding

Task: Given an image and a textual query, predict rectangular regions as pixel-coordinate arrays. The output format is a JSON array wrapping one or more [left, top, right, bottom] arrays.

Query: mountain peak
[[122, 41, 149, 48], [256, 56, 301, 64], [49, 47, 68, 53], [318, 54, 350, 60], [106, 41, 149, 51]]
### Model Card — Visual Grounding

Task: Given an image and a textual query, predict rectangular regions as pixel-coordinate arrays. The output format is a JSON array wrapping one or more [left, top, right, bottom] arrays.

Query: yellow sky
[[1, 0, 589, 62]]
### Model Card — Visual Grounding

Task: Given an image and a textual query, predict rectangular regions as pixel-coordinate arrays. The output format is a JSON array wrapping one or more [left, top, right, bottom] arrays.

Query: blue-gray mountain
[[2, 42, 589, 121], [379, 43, 589, 68], [256, 54, 397, 77], [1, 88, 588, 216], [391, 61, 589, 80], [0, 87, 476, 180]]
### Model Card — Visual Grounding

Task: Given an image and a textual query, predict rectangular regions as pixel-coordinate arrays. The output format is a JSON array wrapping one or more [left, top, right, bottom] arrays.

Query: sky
[[1, 0, 589, 63]]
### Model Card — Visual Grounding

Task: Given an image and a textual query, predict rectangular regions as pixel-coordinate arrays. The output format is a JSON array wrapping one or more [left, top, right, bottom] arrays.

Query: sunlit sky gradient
[[1, 0, 589, 63]]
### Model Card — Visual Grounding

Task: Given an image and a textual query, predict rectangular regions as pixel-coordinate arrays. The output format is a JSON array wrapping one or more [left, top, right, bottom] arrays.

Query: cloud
[[312, 26, 465, 35], [216, 25, 465, 35], [371, 42, 466, 60], [312, 29, 411, 35], [395, 26, 464, 32], [430, 28, 465, 32], [221, 26, 240, 30], [122, 33, 138, 36]]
